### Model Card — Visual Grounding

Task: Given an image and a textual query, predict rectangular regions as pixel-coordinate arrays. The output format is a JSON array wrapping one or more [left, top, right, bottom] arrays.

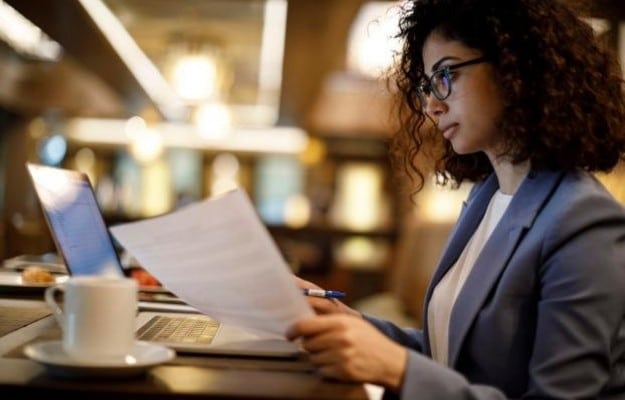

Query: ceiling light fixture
[[67, 117, 308, 155], [257, 0, 287, 119], [0, 0, 62, 61], [77, 0, 187, 121]]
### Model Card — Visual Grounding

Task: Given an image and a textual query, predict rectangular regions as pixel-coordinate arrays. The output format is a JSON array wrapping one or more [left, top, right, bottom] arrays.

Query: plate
[[0, 271, 67, 294], [3, 253, 67, 274], [0, 270, 170, 295], [138, 285, 172, 294], [24, 340, 175, 379]]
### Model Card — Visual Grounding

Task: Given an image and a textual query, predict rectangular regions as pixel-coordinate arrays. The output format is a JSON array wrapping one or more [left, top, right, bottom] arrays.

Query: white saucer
[[24, 340, 175, 378]]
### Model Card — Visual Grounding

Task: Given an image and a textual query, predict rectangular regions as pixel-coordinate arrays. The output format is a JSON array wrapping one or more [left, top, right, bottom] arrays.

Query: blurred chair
[[355, 216, 455, 328]]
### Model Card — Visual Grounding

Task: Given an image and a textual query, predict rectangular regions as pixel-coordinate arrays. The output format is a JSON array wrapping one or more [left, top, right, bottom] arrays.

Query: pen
[[302, 288, 346, 299]]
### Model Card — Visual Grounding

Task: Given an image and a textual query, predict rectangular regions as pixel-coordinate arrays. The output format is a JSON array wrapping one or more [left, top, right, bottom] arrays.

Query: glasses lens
[[431, 70, 451, 100]]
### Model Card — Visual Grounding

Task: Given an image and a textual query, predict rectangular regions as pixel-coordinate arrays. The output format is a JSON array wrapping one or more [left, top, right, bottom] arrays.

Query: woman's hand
[[294, 276, 361, 317], [287, 314, 407, 391]]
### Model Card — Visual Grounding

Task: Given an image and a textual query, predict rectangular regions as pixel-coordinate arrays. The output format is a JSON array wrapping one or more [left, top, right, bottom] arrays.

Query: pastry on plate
[[21, 266, 55, 284]]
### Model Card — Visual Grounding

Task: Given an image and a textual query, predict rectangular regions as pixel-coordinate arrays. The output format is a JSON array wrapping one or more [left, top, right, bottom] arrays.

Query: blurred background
[[0, 0, 624, 328]]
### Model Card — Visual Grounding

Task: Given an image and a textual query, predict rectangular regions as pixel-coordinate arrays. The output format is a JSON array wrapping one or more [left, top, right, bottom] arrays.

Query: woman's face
[[421, 32, 504, 159]]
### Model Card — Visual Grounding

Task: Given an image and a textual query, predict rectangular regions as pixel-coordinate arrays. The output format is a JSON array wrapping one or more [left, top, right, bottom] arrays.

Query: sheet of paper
[[110, 189, 314, 337]]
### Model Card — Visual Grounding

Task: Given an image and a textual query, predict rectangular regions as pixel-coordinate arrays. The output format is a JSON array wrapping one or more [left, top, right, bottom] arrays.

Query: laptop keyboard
[[137, 315, 220, 344]]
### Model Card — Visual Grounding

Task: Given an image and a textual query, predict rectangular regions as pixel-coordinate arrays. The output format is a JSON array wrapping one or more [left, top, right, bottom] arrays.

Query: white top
[[428, 190, 513, 365]]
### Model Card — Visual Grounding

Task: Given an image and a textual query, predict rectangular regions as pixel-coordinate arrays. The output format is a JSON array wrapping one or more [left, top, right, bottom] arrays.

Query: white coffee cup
[[45, 276, 138, 362]]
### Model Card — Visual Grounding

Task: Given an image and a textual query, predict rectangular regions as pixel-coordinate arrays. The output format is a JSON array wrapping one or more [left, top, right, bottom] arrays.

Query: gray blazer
[[367, 169, 625, 399]]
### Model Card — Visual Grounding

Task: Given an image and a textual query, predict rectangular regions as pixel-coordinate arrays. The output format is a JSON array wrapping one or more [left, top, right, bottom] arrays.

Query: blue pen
[[302, 288, 346, 299]]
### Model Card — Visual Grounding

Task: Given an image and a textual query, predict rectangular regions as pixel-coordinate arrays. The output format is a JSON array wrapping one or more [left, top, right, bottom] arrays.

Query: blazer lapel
[[446, 169, 564, 366], [421, 174, 499, 355], [428, 175, 498, 291]]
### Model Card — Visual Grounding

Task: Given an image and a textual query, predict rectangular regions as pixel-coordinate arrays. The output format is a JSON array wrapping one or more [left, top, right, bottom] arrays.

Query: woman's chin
[[448, 139, 481, 155], [449, 141, 469, 154]]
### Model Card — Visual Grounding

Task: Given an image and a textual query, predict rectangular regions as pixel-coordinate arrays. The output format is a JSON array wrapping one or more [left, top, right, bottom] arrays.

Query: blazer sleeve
[[522, 195, 625, 398]]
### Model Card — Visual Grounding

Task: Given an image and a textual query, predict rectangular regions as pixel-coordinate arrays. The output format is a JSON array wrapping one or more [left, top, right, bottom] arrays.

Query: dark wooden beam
[[5, 0, 150, 116], [279, 0, 367, 127]]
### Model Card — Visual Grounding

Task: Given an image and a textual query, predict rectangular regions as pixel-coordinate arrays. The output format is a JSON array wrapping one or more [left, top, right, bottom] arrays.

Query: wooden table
[[0, 297, 371, 400]]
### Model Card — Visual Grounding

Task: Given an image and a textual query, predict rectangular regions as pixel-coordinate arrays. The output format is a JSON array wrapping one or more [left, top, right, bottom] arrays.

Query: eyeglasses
[[417, 56, 489, 103]]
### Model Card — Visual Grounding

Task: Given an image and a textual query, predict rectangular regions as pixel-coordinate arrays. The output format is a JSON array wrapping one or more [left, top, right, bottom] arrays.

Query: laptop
[[26, 163, 300, 358]]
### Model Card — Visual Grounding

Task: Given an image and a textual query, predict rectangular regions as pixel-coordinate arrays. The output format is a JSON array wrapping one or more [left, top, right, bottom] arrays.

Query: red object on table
[[129, 268, 160, 287]]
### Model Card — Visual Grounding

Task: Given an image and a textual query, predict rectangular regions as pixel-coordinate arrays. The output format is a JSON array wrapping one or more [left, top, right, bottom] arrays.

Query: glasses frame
[[418, 56, 489, 102]]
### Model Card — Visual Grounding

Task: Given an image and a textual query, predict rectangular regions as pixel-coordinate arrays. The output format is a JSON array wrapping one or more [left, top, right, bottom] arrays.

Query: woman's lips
[[440, 124, 458, 140]]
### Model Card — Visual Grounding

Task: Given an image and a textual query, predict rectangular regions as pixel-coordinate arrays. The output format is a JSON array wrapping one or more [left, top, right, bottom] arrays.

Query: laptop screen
[[27, 163, 124, 277]]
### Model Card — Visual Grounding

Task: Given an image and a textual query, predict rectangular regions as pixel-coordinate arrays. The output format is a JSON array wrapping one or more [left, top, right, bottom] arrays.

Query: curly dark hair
[[390, 0, 625, 191]]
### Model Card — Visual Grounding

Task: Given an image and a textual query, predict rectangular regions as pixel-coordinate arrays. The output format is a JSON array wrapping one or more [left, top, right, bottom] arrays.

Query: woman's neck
[[489, 158, 531, 195]]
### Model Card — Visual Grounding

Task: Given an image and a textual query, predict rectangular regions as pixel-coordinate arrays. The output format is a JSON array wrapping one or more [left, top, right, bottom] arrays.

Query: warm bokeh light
[[283, 194, 311, 228], [210, 153, 240, 196], [194, 101, 232, 140], [172, 55, 218, 102], [347, 1, 401, 78], [140, 159, 172, 216], [299, 137, 326, 165], [125, 116, 163, 163], [74, 147, 96, 184], [417, 178, 471, 223], [335, 237, 389, 270], [330, 163, 386, 230]]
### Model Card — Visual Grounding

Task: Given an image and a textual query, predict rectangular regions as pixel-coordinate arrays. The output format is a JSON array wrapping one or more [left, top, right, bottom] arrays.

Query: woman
[[287, 1, 625, 399]]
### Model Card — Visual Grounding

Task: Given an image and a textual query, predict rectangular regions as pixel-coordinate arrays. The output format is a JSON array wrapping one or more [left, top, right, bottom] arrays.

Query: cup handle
[[44, 284, 65, 330]]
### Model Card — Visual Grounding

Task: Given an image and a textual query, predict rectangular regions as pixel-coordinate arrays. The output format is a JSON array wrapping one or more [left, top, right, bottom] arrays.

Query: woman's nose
[[424, 95, 446, 117]]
